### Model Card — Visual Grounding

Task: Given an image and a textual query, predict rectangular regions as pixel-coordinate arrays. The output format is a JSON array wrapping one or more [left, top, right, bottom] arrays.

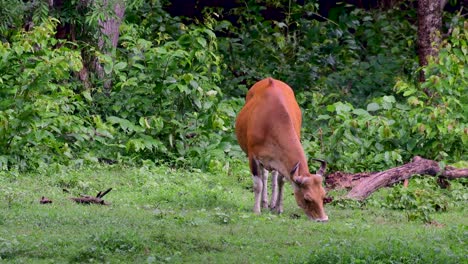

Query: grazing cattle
[[235, 77, 328, 221]]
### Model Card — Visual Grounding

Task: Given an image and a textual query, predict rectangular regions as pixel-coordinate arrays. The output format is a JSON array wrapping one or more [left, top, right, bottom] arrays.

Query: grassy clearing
[[0, 165, 466, 263]]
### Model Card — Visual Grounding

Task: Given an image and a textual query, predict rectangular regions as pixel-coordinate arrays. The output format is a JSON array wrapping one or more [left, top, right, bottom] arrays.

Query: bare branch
[[70, 188, 112, 205]]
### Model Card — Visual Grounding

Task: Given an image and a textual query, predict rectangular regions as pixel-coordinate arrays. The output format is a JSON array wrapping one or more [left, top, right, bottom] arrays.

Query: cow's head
[[291, 159, 328, 222]]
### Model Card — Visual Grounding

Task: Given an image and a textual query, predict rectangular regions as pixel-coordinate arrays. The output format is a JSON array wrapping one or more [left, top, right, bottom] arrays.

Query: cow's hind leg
[[250, 157, 263, 214]]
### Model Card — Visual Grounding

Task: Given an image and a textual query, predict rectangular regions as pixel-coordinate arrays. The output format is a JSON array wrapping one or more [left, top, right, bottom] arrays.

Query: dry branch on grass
[[70, 188, 112, 205], [325, 156, 468, 200], [39, 196, 53, 204]]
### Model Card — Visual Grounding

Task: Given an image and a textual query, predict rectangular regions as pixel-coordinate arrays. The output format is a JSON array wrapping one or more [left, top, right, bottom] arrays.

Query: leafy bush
[[323, 6, 417, 104], [0, 0, 25, 39], [0, 18, 103, 170], [91, 21, 239, 169], [383, 178, 449, 222], [394, 21, 468, 161], [373, 176, 466, 223], [0, 1, 465, 173], [309, 98, 405, 172], [301, 21, 466, 172], [215, 2, 416, 102]]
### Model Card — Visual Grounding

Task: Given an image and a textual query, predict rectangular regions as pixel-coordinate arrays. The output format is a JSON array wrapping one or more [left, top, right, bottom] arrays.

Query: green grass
[[0, 165, 466, 263]]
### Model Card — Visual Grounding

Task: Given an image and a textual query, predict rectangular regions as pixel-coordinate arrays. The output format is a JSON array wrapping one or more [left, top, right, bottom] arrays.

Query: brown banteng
[[235, 78, 328, 221]]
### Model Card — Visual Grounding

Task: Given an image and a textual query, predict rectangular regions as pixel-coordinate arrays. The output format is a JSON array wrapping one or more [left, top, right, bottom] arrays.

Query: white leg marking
[[252, 175, 263, 214], [269, 170, 278, 209], [261, 169, 269, 209], [274, 174, 285, 214]]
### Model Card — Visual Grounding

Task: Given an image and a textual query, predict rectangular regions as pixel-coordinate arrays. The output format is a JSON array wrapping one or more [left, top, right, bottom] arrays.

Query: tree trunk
[[417, 0, 442, 82], [97, 0, 125, 50], [325, 156, 468, 200], [94, 0, 125, 95]]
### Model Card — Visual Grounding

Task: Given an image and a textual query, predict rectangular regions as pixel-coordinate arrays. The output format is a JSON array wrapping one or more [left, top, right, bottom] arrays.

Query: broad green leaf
[[326, 104, 335, 112], [196, 37, 207, 48], [407, 96, 420, 106], [334, 102, 352, 114], [104, 63, 113, 74], [139, 117, 150, 129], [203, 101, 213, 110], [203, 29, 216, 39], [367, 103, 380, 112], [383, 95, 396, 103], [352, 109, 370, 116], [114, 61, 127, 71], [190, 80, 199, 89], [402, 89, 416, 97], [95, 128, 113, 139], [82, 91, 92, 102], [317, 114, 331, 120]]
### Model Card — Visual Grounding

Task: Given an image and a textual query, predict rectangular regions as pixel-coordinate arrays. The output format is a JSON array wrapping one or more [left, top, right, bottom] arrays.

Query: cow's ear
[[290, 162, 300, 176]]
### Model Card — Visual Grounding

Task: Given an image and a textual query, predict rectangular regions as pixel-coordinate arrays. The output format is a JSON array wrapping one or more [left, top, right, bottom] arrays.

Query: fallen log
[[325, 156, 468, 200]]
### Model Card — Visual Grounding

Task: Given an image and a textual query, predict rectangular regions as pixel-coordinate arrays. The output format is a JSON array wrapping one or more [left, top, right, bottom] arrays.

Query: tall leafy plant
[[0, 0, 25, 39], [0, 18, 100, 170], [215, 1, 416, 104], [93, 22, 235, 168], [302, 21, 467, 172], [393, 21, 467, 161]]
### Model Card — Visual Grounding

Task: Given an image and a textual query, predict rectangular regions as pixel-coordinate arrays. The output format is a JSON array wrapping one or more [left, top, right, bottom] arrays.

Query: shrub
[[301, 21, 467, 172], [0, 18, 102, 170], [91, 21, 238, 169]]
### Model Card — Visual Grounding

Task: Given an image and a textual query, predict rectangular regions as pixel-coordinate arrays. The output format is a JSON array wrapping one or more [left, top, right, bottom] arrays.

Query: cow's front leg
[[261, 169, 269, 209], [272, 174, 285, 214], [269, 170, 279, 209]]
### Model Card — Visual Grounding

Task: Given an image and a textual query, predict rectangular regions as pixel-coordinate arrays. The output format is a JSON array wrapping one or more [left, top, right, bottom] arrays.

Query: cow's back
[[235, 78, 302, 155]]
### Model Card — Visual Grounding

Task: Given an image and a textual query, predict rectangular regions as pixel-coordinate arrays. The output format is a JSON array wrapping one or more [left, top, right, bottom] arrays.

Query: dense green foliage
[[0, 0, 466, 221], [92, 22, 238, 169], [0, 19, 95, 170], [0, 166, 466, 262], [0, 2, 466, 261], [0, 1, 465, 172], [217, 2, 417, 101], [382, 177, 463, 222]]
